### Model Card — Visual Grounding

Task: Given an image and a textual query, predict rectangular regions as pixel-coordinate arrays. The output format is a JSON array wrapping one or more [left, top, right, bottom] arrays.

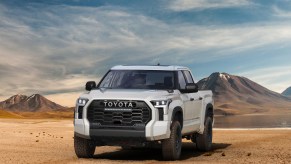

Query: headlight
[[151, 99, 172, 107], [77, 98, 89, 106]]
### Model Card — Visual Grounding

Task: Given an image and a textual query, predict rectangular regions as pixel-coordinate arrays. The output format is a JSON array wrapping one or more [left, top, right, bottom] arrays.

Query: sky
[[0, 0, 291, 106]]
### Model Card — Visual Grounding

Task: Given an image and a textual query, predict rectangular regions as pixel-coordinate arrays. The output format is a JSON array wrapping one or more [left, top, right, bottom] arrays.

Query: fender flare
[[171, 106, 183, 128], [205, 103, 214, 122]]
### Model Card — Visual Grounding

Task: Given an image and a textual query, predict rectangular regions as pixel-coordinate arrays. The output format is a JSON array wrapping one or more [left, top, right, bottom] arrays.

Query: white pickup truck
[[74, 65, 214, 160]]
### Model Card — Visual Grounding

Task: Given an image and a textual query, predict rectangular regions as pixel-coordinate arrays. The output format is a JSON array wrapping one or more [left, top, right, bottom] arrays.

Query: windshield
[[99, 70, 176, 90]]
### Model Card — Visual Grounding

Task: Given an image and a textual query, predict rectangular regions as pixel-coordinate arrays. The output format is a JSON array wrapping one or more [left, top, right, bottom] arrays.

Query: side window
[[183, 71, 194, 84], [178, 71, 186, 90]]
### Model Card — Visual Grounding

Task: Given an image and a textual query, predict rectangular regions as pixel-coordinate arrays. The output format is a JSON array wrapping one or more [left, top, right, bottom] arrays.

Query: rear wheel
[[74, 133, 95, 158], [195, 117, 213, 151], [162, 121, 182, 160]]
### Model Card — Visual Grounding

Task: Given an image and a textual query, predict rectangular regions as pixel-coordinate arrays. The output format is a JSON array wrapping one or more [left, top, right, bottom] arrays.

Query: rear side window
[[178, 71, 186, 90], [183, 71, 194, 83]]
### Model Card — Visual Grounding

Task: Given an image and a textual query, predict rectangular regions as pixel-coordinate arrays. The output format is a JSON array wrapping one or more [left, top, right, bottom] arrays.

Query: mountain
[[282, 87, 291, 97], [197, 72, 291, 115], [0, 94, 65, 112]]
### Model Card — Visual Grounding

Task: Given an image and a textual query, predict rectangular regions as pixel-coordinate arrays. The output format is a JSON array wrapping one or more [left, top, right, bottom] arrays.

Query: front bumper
[[75, 120, 170, 141], [74, 99, 171, 141], [90, 128, 145, 138]]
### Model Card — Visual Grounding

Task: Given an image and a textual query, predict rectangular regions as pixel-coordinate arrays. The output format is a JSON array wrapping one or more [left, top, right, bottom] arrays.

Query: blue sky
[[0, 0, 291, 106]]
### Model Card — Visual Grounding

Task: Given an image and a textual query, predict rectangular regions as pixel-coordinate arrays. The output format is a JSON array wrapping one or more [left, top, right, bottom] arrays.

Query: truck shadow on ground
[[93, 142, 231, 161]]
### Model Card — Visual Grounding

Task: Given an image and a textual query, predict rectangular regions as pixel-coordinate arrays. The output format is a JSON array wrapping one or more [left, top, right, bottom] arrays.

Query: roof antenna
[[157, 63, 160, 66]]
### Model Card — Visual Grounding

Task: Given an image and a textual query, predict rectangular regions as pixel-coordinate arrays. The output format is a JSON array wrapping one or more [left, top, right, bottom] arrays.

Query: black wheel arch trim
[[171, 106, 183, 129], [205, 103, 214, 123]]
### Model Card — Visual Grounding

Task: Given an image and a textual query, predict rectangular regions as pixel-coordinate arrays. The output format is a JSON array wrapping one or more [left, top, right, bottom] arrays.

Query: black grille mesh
[[87, 100, 151, 127]]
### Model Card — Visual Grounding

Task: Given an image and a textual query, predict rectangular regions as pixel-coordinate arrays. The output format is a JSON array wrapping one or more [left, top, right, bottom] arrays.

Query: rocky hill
[[197, 72, 291, 115], [282, 87, 291, 97], [0, 94, 65, 112]]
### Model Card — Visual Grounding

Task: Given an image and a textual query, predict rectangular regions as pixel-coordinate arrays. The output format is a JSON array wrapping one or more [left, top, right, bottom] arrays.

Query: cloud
[[45, 92, 81, 107], [238, 66, 291, 93], [1, 2, 291, 103], [272, 6, 291, 18], [168, 0, 252, 11]]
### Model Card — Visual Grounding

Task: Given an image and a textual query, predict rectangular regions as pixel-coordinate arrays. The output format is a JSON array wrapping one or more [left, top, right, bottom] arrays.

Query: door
[[177, 71, 193, 121], [182, 70, 203, 120]]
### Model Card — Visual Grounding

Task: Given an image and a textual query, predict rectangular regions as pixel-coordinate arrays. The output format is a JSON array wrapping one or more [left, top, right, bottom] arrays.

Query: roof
[[111, 65, 189, 71]]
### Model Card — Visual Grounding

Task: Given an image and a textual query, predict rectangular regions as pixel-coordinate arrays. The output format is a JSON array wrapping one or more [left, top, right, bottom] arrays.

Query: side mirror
[[185, 83, 198, 93], [85, 81, 96, 91]]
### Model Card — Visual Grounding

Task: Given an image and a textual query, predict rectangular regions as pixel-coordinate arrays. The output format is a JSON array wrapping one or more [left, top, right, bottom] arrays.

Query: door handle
[[199, 97, 203, 100], [190, 98, 194, 101]]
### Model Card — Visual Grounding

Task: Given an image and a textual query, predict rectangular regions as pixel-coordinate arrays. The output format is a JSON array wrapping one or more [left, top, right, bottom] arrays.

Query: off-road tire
[[162, 121, 182, 160], [74, 133, 95, 158], [195, 117, 213, 151]]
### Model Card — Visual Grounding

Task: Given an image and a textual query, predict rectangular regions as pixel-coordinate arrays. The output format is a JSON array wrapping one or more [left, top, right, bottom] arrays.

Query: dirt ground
[[0, 119, 291, 164]]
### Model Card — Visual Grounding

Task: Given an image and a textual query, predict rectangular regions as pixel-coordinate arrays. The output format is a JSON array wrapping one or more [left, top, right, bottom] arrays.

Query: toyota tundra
[[74, 65, 214, 160]]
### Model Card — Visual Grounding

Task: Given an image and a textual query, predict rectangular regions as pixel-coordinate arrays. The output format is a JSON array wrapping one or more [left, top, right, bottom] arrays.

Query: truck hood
[[82, 89, 176, 101]]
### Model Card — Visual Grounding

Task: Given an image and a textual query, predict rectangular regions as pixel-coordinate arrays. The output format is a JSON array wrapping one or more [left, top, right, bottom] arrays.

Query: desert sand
[[0, 119, 291, 164]]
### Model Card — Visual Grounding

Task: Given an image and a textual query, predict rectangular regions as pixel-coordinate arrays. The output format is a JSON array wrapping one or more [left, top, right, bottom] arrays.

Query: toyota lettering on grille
[[103, 101, 134, 108]]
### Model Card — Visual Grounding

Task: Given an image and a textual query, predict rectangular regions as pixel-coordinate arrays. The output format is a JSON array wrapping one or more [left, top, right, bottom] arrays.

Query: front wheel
[[195, 117, 213, 151], [162, 121, 182, 160], [74, 133, 95, 158]]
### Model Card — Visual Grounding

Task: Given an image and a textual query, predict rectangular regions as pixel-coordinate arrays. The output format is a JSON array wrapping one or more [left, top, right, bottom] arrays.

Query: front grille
[[87, 100, 151, 127]]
